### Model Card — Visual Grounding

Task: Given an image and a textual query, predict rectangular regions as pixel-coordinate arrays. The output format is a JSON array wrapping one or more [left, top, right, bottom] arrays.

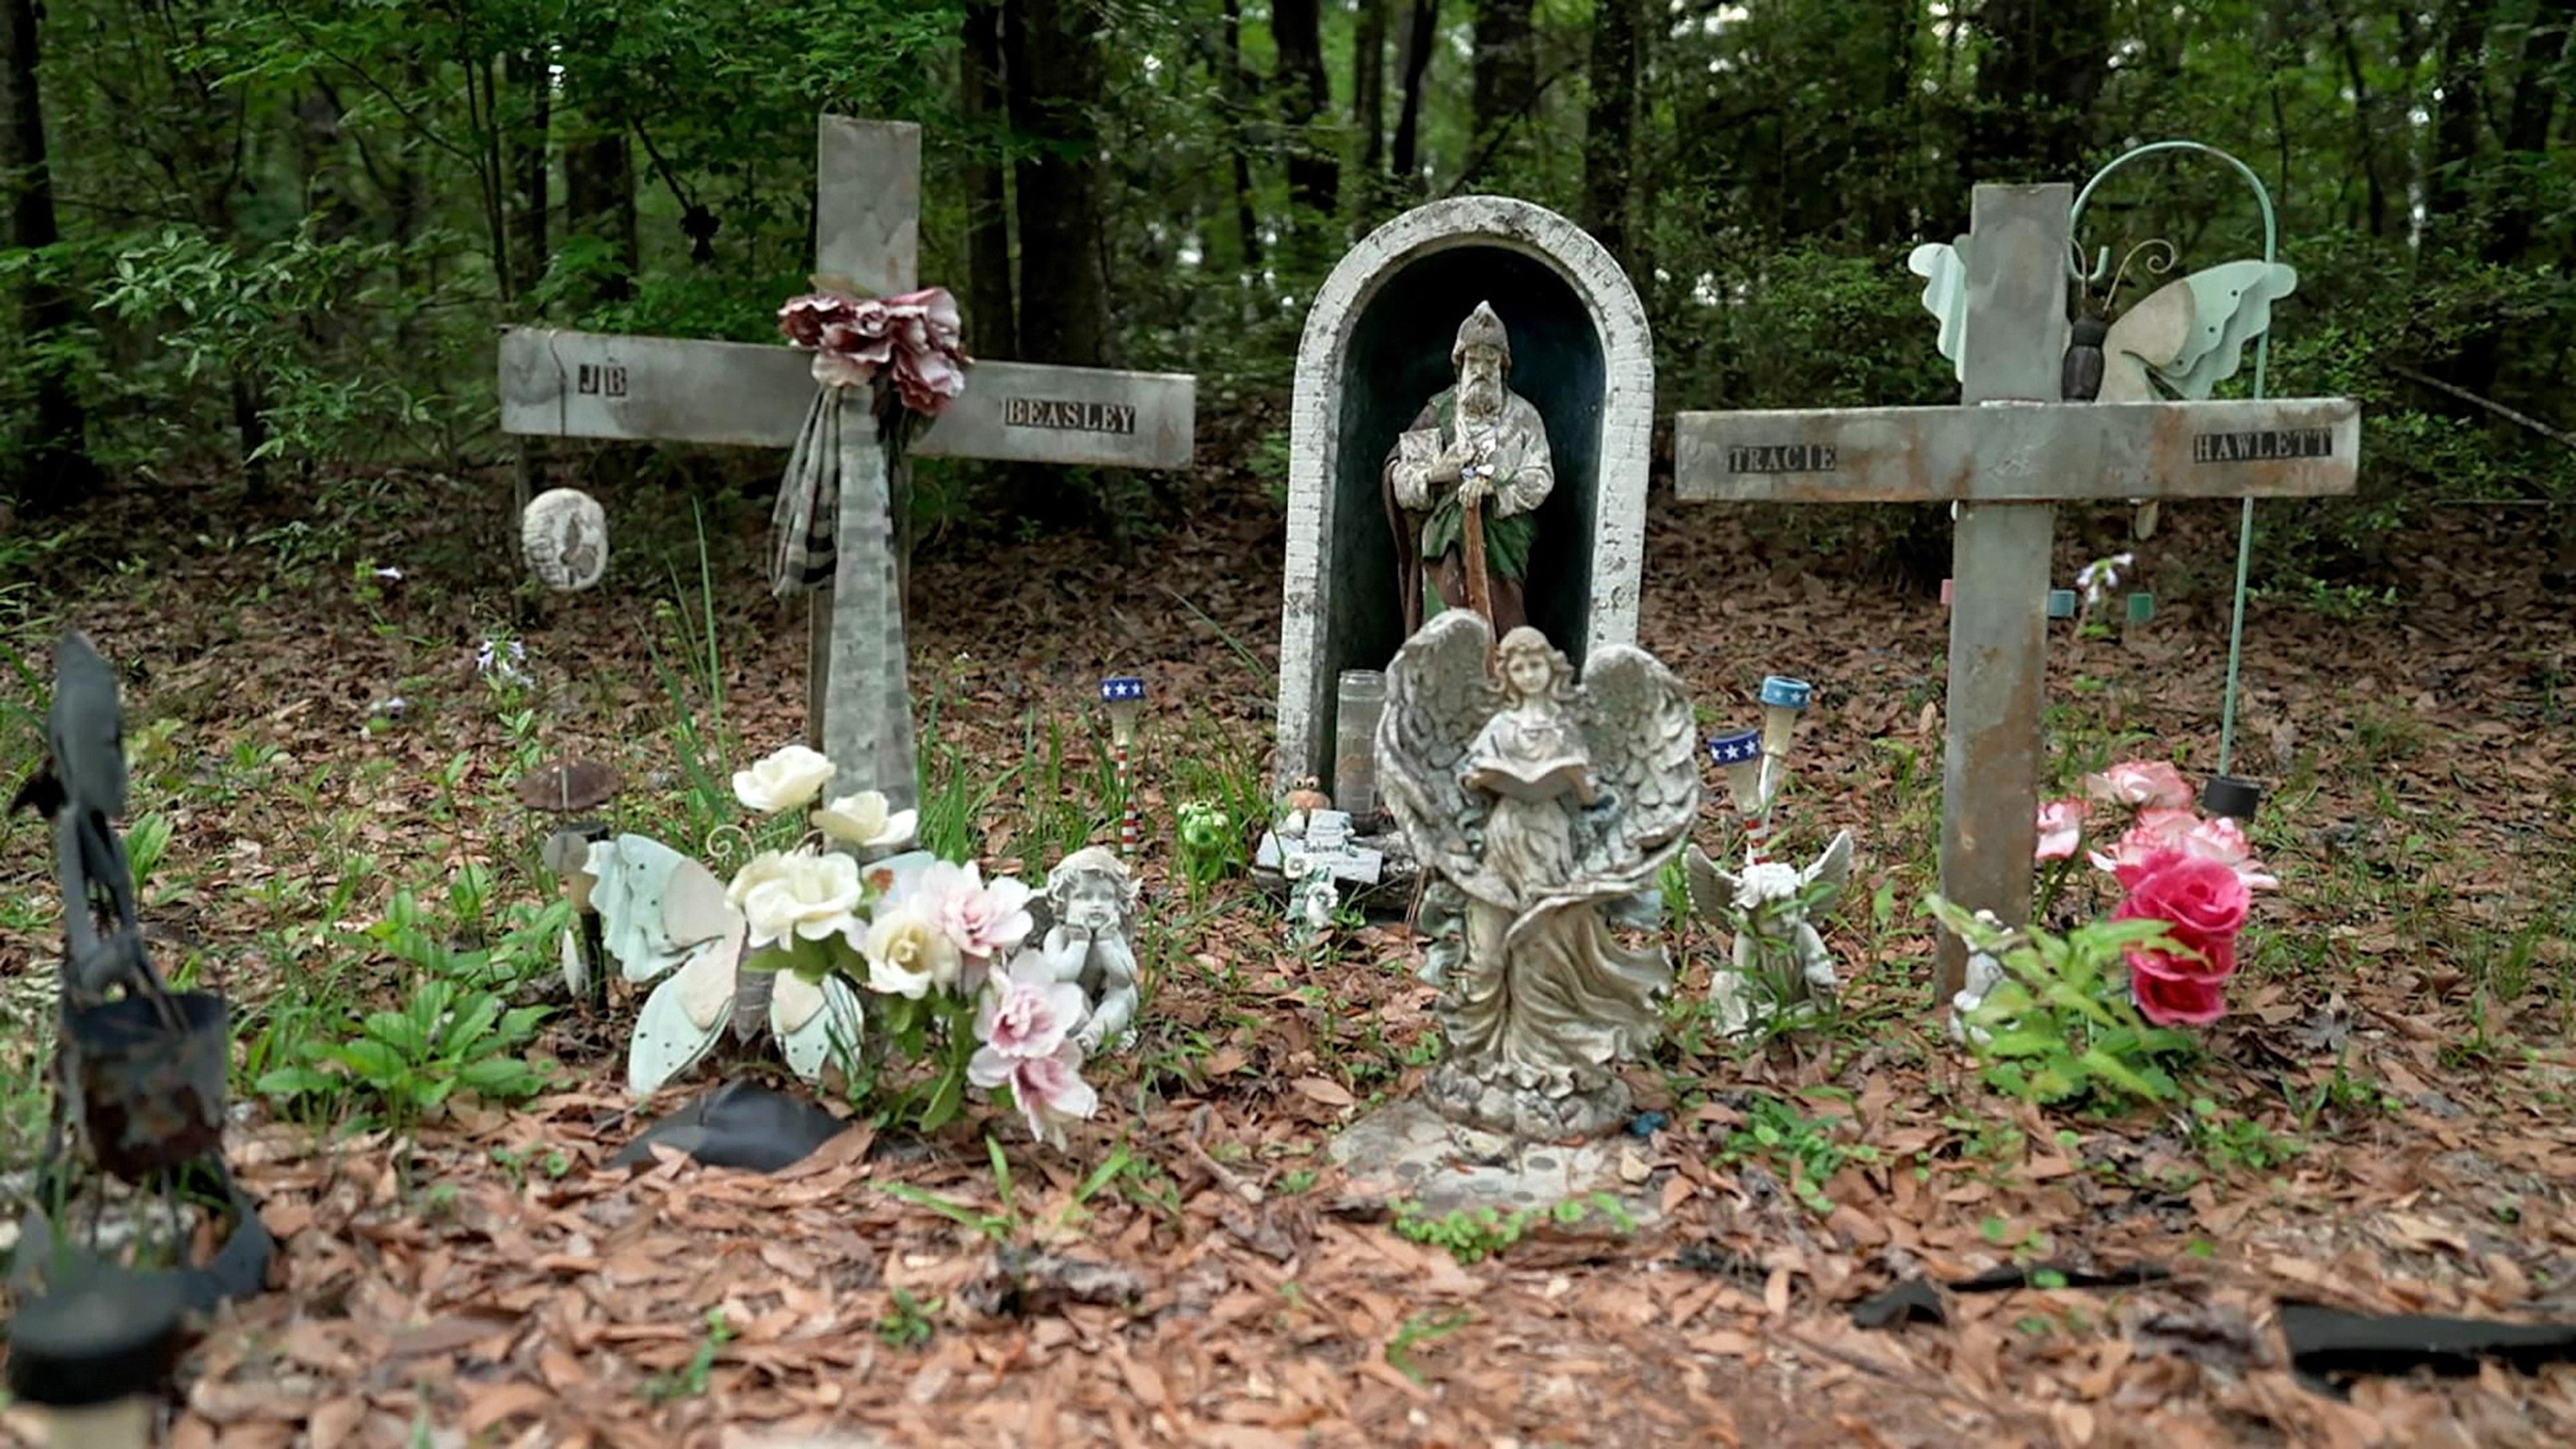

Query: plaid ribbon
[[769, 386, 851, 596]]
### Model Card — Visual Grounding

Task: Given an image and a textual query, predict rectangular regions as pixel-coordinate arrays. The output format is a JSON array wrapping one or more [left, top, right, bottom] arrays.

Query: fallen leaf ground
[[3, 453, 2573, 1449]]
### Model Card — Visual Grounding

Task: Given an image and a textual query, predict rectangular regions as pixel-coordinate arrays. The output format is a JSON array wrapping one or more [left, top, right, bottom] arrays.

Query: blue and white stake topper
[[1758, 677, 1812, 711], [1100, 676, 1145, 704], [1706, 729, 1763, 766]]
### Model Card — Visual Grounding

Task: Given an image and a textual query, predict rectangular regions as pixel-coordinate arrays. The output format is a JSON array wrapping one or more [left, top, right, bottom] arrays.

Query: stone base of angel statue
[[1375, 613, 1700, 1140]]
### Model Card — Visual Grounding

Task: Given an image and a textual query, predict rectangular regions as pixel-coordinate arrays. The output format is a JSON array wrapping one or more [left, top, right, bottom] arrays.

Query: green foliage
[[253, 976, 551, 1130], [1389, 1192, 1633, 1266], [1931, 896, 2198, 1111], [1716, 1093, 1880, 1217]]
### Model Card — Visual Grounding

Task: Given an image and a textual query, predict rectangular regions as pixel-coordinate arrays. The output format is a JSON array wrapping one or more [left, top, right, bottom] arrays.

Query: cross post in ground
[[497, 117, 1195, 810], [1670, 184, 2358, 996]]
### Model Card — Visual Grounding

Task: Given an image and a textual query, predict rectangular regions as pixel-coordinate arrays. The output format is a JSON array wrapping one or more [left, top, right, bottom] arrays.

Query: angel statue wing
[[1571, 646, 1704, 893], [1800, 828, 1857, 917], [1908, 237, 1973, 383], [1376, 610, 1511, 905], [2099, 260, 2298, 404], [1683, 844, 1740, 928]]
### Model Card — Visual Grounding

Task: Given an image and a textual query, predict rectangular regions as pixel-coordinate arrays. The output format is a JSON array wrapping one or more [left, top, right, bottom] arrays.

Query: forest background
[[3, 0, 2572, 589]]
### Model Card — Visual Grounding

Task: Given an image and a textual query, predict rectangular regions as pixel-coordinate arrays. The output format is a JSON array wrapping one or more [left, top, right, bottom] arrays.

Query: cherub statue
[[1378, 613, 1700, 1140], [1040, 846, 1140, 1052], [1685, 831, 1854, 1039]]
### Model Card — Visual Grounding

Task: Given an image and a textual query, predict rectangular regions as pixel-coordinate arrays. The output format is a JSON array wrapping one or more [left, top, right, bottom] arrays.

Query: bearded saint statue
[[1383, 301, 1555, 637]]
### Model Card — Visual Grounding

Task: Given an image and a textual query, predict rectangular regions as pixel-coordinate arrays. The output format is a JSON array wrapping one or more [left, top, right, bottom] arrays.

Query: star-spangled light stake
[[1101, 676, 1146, 858], [1750, 676, 1812, 863]]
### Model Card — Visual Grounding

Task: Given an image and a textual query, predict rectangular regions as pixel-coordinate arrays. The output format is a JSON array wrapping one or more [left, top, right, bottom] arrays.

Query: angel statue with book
[[1378, 614, 1700, 1140]]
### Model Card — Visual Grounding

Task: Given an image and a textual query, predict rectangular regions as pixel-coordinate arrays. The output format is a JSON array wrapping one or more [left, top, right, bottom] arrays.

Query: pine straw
[[2, 465, 2573, 1446]]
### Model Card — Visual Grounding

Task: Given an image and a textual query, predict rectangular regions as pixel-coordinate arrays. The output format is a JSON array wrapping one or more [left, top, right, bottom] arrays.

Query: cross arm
[[1673, 397, 2360, 504], [498, 327, 1197, 470]]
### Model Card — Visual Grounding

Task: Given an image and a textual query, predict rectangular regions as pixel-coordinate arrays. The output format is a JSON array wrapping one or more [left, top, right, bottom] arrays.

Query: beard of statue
[[1457, 353, 1504, 419]]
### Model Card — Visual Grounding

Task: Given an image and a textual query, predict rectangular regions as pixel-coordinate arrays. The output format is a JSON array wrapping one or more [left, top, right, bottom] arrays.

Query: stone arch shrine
[[1272, 196, 1654, 796]]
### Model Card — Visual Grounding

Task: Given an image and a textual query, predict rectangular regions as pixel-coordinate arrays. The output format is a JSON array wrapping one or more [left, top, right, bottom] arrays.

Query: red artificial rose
[[2113, 849, 2251, 938], [2131, 967, 2227, 1026]]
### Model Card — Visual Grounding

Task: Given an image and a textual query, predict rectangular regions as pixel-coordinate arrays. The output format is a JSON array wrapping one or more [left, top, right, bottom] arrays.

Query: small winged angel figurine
[[1378, 613, 1701, 1140], [1685, 831, 1854, 1039]]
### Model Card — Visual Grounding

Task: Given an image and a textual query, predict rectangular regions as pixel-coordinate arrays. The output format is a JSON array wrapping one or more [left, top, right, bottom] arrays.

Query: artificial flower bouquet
[[605, 744, 1098, 1147], [1936, 760, 2279, 1106], [2035, 760, 2276, 1026]]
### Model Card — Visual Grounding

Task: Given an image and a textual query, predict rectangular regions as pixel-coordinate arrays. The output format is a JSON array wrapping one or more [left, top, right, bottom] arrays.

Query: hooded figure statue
[[1382, 301, 1556, 637]]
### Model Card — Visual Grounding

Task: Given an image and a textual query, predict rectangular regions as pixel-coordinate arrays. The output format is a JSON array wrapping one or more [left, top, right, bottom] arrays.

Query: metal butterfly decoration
[[1909, 232, 2298, 538]]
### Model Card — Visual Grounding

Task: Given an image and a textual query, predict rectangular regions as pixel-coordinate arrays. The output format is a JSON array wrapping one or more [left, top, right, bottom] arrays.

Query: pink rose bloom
[[777, 293, 855, 347], [970, 1041, 1098, 1148], [2132, 968, 2227, 1026], [971, 951, 1087, 1062], [2111, 850, 2251, 986], [2179, 815, 2278, 891], [916, 860, 1036, 964], [2088, 807, 2196, 875], [2084, 761, 2194, 811], [884, 288, 964, 349], [2034, 797, 2088, 861]]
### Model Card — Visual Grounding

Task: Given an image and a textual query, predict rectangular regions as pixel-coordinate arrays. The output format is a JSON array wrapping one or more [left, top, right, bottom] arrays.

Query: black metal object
[[5, 631, 272, 1390], [2200, 774, 2264, 822], [2062, 314, 2108, 402]]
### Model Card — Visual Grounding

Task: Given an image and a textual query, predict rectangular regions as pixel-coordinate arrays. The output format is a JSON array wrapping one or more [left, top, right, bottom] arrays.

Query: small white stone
[[522, 487, 610, 591]]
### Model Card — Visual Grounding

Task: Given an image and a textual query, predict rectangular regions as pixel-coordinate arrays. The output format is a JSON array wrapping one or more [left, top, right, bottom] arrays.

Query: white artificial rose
[[735, 848, 865, 952], [810, 790, 919, 851], [732, 744, 838, 814], [862, 905, 961, 999]]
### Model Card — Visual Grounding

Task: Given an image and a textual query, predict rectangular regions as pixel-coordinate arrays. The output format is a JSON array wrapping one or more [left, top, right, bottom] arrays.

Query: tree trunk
[[1273, 0, 1339, 231], [2486, 1, 2573, 263], [1219, 0, 1262, 268], [2, 0, 96, 513], [1389, 0, 1439, 191], [1581, 0, 1639, 267], [1961, 0, 2112, 185], [511, 49, 552, 312], [2423, 0, 2492, 246], [1470, 0, 1537, 177], [1353, 0, 1387, 179], [1004, 0, 1111, 367], [563, 109, 638, 309], [960, 0, 1017, 357]]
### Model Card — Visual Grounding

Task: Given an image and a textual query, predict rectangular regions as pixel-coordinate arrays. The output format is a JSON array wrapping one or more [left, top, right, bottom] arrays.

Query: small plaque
[[1727, 444, 1837, 474], [2192, 428, 2333, 464], [1004, 397, 1137, 434], [577, 362, 627, 398]]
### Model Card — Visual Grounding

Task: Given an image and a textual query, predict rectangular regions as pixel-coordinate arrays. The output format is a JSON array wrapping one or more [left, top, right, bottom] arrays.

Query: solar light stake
[[1101, 677, 1146, 859], [1707, 729, 1767, 864], [1753, 677, 1812, 852]]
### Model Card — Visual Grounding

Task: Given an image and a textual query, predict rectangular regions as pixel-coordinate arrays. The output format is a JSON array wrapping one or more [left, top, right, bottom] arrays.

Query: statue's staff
[[1459, 458, 1498, 662]]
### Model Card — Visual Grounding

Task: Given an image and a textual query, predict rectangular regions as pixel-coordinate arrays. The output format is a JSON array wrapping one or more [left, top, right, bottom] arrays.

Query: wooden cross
[[1671, 184, 2358, 996], [497, 116, 1196, 810]]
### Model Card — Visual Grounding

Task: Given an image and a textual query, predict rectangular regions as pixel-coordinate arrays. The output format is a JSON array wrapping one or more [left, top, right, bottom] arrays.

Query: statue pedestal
[[1327, 1098, 1663, 1223]]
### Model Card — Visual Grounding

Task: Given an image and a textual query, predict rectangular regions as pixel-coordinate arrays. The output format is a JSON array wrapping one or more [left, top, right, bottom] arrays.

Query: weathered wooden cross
[[498, 116, 1196, 809], [1671, 184, 2358, 996]]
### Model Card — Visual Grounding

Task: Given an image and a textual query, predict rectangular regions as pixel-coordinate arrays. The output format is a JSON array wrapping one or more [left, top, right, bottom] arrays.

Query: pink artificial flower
[[917, 860, 1036, 964], [2177, 814, 2279, 891], [2089, 807, 2197, 875], [2084, 761, 2194, 811], [777, 293, 854, 347], [2131, 968, 2228, 1026], [2034, 798, 2088, 861], [883, 288, 964, 349], [971, 951, 1088, 1062], [2111, 849, 2251, 988], [969, 1041, 1098, 1147]]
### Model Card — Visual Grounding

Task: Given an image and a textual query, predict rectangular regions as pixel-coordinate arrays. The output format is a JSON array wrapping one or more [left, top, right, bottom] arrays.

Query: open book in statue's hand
[[1466, 756, 1599, 806]]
